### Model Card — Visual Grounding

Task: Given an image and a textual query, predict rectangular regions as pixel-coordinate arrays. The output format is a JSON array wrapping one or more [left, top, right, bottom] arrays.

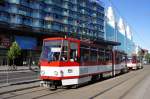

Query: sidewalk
[[0, 81, 40, 95], [0, 65, 39, 72]]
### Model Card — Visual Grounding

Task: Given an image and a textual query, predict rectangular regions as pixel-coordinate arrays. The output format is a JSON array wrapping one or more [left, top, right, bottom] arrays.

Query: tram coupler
[[40, 80, 62, 90]]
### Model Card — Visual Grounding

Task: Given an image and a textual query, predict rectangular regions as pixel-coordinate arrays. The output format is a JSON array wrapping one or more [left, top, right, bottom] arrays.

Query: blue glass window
[[8, 0, 20, 4], [8, 5, 18, 14], [32, 10, 40, 18], [0, 12, 9, 22], [105, 24, 115, 41], [117, 31, 126, 51], [33, 19, 40, 27]]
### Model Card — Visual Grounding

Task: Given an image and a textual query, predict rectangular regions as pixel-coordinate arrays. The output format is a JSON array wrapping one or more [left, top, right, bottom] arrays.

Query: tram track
[[34, 69, 145, 99], [0, 68, 148, 99], [3, 72, 137, 99], [32, 88, 68, 99], [89, 77, 133, 99], [118, 71, 149, 99], [89, 69, 149, 99], [1, 86, 43, 99], [1, 86, 69, 99], [119, 76, 145, 99], [0, 85, 39, 95]]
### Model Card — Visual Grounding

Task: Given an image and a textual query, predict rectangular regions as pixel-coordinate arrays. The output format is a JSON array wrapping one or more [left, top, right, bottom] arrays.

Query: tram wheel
[[72, 84, 79, 89], [66, 85, 73, 89], [50, 85, 57, 90]]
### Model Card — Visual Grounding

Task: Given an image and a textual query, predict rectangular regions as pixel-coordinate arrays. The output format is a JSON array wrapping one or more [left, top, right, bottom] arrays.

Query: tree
[[138, 50, 143, 57], [137, 50, 144, 63], [7, 41, 21, 66], [145, 53, 150, 63]]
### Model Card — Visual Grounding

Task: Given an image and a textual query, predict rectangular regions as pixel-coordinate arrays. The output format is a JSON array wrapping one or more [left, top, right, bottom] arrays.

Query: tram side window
[[115, 53, 119, 64], [119, 54, 125, 63], [90, 48, 97, 62], [105, 51, 112, 63], [132, 56, 137, 63], [70, 42, 78, 62], [80, 47, 90, 62], [116, 54, 124, 64], [98, 50, 105, 63], [105, 53, 109, 61]]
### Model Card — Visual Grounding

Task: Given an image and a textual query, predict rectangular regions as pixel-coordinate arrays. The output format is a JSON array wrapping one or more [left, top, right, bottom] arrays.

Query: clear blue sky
[[101, 0, 150, 51]]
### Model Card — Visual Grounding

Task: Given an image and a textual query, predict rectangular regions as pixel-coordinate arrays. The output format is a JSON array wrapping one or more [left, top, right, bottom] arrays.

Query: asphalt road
[[0, 70, 39, 84], [1, 65, 150, 99]]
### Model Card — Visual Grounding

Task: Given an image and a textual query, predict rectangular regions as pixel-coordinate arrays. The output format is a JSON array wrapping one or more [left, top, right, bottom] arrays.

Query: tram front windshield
[[40, 40, 68, 62]]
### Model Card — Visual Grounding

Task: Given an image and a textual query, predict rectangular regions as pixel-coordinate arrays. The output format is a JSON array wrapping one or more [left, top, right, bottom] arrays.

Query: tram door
[[69, 42, 79, 62]]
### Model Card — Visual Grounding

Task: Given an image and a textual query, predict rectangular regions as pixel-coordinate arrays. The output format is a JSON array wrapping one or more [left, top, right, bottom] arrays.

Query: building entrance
[[0, 49, 8, 66], [20, 50, 41, 66]]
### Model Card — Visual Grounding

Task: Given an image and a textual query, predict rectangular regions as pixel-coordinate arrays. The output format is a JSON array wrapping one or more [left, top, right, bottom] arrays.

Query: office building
[[0, 0, 105, 65]]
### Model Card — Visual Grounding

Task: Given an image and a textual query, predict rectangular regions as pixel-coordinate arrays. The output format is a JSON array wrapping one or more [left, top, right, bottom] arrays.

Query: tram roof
[[93, 39, 121, 46], [43, 37, 120, 46], [43, 37, 80, 42]]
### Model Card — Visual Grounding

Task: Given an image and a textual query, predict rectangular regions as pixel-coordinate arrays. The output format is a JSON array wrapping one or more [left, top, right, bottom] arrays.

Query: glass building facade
[[105, 23, 126, 53], [105, 6, 135, 55], [106, 23, 134, 54], [126, 38, 134, 56], [105, 6, 115, 42], [105, 24, 115, 41], [0, 0, 105, 65], [0, 0, 104, 39], [106, 23, 135, 56], [117, 30, 126, 52]]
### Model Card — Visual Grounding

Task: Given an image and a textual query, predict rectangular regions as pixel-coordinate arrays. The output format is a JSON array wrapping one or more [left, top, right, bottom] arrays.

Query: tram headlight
[[40, 70, 45, 76], [68, 69, 73, 73], [54, 71, 58, 76]]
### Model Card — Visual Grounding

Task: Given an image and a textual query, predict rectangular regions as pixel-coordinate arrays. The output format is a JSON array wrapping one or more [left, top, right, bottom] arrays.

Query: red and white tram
[[113, 50, 128, 75], [127, 54, 143, 70], [39, 37, 125, 89]]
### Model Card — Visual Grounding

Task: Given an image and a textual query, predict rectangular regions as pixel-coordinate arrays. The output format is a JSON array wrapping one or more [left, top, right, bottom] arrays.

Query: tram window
[[40, 40, 62, 61], [60, 40, 68, 61], [105, 53, 109, 61], [119, 54, 124, 63], [115, 53, 119, 63], [105, 51, 112, 61], [80, 47, 90, 62], [90, 48, 97, 62], [127, 57, 132, 63], [132, 56, 137, 63], [70, 42, 78, 62], [98, 50, 105, 62]]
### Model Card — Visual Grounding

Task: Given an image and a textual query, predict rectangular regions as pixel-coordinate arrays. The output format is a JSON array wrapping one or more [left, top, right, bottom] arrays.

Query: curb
[[0, 69, 28, 72], [0, 70, 40, 74], [10, 79, 41, 85], [0, 69, 39, 72]]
